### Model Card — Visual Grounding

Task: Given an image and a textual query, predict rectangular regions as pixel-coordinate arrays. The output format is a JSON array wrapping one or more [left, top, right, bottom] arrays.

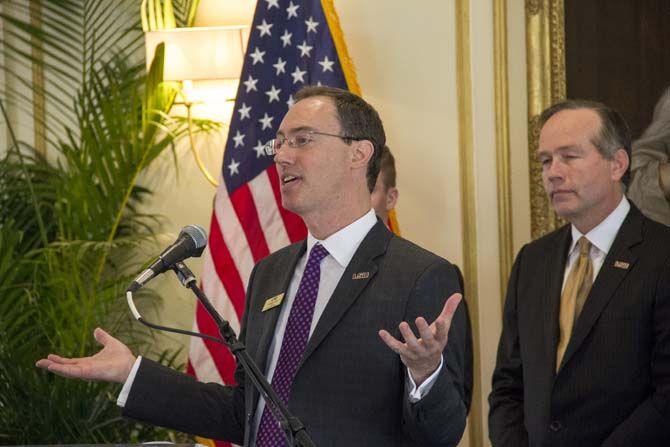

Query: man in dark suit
[[489, 99, 670, 446], [38, 86, 468, 446]]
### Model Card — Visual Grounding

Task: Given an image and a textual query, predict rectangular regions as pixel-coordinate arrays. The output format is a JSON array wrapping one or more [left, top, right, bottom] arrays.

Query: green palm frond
[[0, 0, 205, 443], [142, 0, 201, 31], [0, 1, 145, 144]]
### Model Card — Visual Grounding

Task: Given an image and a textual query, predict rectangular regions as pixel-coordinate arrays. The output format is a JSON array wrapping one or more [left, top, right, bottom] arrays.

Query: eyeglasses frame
[[263, 130, 369, 156]]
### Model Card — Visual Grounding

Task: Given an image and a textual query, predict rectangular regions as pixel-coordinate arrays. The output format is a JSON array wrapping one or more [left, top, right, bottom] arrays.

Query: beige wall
[[469, 1, 502, 444], [337, 0, 463, 264], [508, 1, 532, 254], [141, 1, 532, 446]]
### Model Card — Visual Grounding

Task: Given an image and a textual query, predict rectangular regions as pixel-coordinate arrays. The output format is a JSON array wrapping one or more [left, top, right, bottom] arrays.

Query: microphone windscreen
[[181, 225, 207, 250]]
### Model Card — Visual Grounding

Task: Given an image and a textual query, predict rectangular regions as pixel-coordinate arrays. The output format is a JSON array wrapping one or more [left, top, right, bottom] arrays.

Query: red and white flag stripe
[[187, 165, 306, 447]]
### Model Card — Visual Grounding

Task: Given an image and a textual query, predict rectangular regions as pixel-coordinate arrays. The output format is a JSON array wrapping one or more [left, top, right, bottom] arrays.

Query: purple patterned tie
[[256, 243, 329, 447]]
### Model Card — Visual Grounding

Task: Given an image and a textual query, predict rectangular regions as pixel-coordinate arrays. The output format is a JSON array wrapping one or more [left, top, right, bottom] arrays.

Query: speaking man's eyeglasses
[[263, 130, 367, 156]]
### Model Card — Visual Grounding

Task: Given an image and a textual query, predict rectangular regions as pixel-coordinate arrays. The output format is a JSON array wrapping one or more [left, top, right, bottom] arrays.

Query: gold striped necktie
[[556, 237, 593, 371]]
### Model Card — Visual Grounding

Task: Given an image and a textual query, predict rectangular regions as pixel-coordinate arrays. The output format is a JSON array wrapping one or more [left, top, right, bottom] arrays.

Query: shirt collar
[[569, 196, 630, 255], [306, 209, 377, 268]]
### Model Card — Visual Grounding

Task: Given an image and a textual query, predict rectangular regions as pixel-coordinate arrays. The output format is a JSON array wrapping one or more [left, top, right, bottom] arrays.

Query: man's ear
[[385, 187, 398, 211], [611, 148, 630, 182], [351, 140, 374, 168]]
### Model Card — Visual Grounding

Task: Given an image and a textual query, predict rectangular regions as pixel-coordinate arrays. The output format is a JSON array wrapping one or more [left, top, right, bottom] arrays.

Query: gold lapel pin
[[352, 272, 370, 280], [262, 293, 285, 312], [613, 260, 630, 270]]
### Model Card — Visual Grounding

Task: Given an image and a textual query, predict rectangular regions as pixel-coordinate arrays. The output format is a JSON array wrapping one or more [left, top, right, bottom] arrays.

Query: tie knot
[[307, 243, 329, 265], [577, 237, 591, 256]]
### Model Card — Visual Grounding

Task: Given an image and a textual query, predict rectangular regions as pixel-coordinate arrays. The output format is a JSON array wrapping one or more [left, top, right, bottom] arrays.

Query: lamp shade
[[145, 26, 249, 81]]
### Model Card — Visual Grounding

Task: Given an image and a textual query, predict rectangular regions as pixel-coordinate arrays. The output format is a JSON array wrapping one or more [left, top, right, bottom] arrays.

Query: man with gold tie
[[489, 100, 670, 446]]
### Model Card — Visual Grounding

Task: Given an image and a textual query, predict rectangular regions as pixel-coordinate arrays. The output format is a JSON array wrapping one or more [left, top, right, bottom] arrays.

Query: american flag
[[186, 1, 359, 445]]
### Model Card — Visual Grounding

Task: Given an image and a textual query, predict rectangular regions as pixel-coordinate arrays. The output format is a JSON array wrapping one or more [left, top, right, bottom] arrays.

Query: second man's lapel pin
[[613, 260, 630, 270]]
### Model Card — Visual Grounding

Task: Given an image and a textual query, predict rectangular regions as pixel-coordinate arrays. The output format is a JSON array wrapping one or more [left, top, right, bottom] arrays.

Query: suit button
[[549, 420, 562, 432]]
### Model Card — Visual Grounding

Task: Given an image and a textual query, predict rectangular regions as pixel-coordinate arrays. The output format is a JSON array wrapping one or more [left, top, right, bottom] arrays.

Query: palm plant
[[0, 0, 204, 443]]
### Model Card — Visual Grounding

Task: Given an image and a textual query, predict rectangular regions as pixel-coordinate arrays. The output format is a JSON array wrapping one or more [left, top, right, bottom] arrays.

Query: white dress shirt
[[562, 196, 630, 291], [119, 209, 443, 443]]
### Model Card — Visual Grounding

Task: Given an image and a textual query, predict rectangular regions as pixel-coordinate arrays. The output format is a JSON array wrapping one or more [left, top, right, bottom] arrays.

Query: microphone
[[128, 225, 207, 292]]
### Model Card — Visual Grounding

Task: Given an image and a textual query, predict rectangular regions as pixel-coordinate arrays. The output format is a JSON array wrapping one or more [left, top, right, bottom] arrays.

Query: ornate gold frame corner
[[525, 0, 566, 239]]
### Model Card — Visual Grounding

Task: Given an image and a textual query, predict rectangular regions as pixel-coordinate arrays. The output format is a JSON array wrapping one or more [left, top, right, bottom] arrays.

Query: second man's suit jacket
[[123, 220, 468, 446], [489, 204, 670, 447]]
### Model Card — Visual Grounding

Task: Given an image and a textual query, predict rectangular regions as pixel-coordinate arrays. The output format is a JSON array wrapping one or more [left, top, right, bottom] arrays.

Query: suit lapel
[[254, 241, 306, 369], [299, 221, 391, 368], [544, 226, 572, 374], [559, 206, 643, 370]]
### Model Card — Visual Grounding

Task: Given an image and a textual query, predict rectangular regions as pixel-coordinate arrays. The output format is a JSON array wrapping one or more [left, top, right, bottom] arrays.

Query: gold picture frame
[[525, 0, 566, 238]]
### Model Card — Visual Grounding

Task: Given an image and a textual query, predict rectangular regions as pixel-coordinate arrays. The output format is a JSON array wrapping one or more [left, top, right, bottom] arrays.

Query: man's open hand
[[36, 327, 136, 384], [379, 293, 462, 385]]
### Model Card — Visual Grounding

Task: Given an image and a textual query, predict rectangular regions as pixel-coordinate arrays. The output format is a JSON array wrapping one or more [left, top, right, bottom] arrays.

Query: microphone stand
[[171, 261, 316, 447]]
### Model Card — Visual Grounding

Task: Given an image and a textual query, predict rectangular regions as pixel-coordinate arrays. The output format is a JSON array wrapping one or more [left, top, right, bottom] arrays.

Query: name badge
[[613, 260, 630, 270], [352, 272, 370, 280], [262, 293, 285, 312]]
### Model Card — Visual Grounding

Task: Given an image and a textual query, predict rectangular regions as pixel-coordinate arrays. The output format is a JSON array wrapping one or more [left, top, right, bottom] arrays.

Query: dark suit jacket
[[454, 265, 474, 414], [489, 204, 670, 447], [124, 220, 468, 446]]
